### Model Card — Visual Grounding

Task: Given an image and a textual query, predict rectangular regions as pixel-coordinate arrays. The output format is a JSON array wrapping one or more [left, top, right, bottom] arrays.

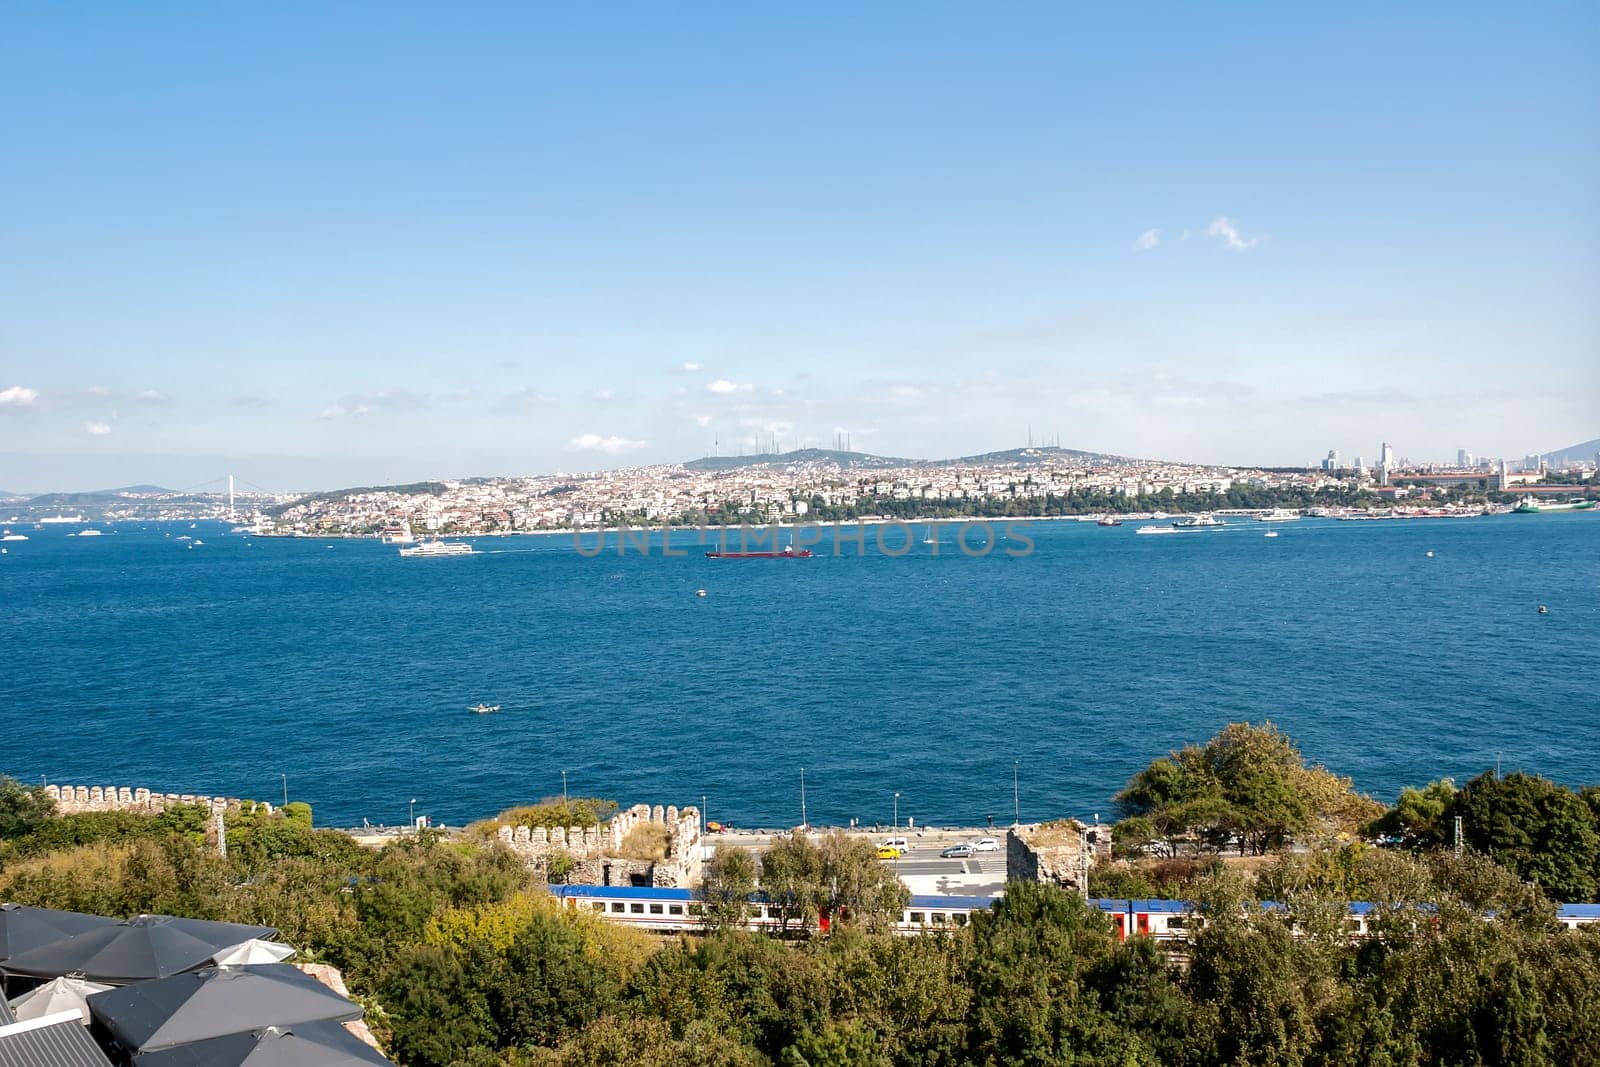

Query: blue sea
[[3, 515, 1597, 830]]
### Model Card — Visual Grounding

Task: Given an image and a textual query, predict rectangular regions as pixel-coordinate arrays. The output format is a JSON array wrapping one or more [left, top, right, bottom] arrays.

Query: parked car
[[940, 843, 975, 858], [972, 837, 1001, 852], [877, 845, 904, 859]]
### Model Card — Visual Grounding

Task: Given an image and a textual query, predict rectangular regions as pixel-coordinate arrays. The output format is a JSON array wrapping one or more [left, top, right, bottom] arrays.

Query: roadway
[[703, 828, 1009, 900]]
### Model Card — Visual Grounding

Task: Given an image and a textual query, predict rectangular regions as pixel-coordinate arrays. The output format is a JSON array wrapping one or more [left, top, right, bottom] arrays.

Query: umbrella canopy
[[7, 975, 113, 1024], [89, 964, 361, 1053], [130, 1019, 392, 1067], [0, 904, 118, 963], [210, 939, 296, 966], [1, 915, 276, 983]]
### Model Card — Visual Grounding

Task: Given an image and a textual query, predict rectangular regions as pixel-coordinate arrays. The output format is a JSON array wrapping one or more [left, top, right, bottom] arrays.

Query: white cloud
[[706, 379, 753, 395], [84, 420, 112, 436], [680, 362, 702, 372], [695, 414, 713, 427], [1206, 216, 1263, 251], [318, 403, 372, 420], [0, 385, 39, 407], [567, 432, 648, 454], [133, 388, 168, 403], [592, 389, 615, 402], [1133, 228, 1161, 252]]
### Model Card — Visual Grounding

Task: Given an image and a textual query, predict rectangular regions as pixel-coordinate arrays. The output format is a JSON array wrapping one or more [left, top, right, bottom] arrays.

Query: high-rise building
[[1457, 449, 1474, 468], [1380, 441, 1395, 468], [1322, 448, 1341, 471]]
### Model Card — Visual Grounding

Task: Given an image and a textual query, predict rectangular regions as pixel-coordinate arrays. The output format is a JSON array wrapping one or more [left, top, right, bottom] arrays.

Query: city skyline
[[3, 5, 1597, 492]]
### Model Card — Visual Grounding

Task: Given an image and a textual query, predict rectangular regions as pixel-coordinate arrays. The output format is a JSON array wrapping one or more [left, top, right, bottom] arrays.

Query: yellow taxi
[[876, 845, 904, 859]]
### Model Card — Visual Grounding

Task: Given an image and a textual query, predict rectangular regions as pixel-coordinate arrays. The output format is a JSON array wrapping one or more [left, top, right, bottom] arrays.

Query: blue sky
[[1, 3, 1596, 491]]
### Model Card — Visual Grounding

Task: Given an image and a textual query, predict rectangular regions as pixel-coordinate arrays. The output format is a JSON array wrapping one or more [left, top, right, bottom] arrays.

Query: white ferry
[[1135, 524, 1178, 535], [1172, 515, 1225, 529], [1257, 509, 1300, 522], [399, 539, 474, 558], [77, 529, 104, 537], [0, 529, 27, 542]]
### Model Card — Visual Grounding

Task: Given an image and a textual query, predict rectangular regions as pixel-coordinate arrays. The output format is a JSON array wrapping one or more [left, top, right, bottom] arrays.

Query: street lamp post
[[701, 794, 707, 835], [281, 774, 288, 808], [561, 771, 568, 808], [893, 792, 900, 831], [409, 798, 416, 831], [1013, 761, 1020, 826]]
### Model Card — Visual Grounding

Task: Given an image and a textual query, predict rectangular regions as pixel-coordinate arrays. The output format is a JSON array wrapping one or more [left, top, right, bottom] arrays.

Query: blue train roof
[[909, 894, 996, 910], [547, 884, 696, 901], [1559, 903, 1600, 919]]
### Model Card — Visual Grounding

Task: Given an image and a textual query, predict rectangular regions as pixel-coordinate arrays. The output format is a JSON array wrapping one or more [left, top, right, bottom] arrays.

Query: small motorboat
[[1264, 531, 1279, 538], [1537, 605, 1549, 615], [695, 589, 708, 597], [468, 703, 502, 715]]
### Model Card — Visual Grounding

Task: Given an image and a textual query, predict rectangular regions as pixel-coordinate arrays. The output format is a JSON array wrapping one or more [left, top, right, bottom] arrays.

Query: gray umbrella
[[0, 904, 118, 963], [89, 964, 361, 1053], [0, 915, 276, 983], [130, 1019, 392, 1066]]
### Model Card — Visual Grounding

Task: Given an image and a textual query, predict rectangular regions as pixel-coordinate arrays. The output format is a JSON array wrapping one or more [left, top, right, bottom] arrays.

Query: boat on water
[[78, 529, 104, 537], [1096, 517, 1123, 527], [1136, 525, 1177, 535], [39, 514, 86, 525], [1264, 530, 1280, 538], [379, 525, 416, 544], [400, 539, 474, 557], [0, 530, 27, 542], [1172, 515, 1225, 529], [467, 703, 502, 715], [1257, 509, 1300, 522], [705, 544, 812, 559], [1513, 496, 1596, 514]]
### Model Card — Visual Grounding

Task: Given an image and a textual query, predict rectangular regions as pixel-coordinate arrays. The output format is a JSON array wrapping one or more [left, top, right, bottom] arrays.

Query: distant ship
[[1096, 517, 1123, 527], [467, 703, 501, 715], [1135, 525, 1177, 535], [0, 530, 27, 542], [1172, 515, 1225, 529], [77, 529, 104, 537], [1257, 509, 1300, 522], [705, 544, 813, 559], [400, 539, 474, 557], [1513, 497, 1595, 514], [39, 514, 86, 525], [379, 526, 416, 544]]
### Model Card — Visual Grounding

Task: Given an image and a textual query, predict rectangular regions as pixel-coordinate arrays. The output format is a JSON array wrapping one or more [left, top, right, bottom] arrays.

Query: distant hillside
[[684, 444, 1140, 472], [25, 485, 174, 506], [1542, 437, 1600, 467], [684, 448, 915, 472], [945, 445, 1135, 467]]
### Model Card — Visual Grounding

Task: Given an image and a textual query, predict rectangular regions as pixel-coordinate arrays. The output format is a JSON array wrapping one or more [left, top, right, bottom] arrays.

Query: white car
[[971, 837, 1000, 853], [877, 837, 909, 852]]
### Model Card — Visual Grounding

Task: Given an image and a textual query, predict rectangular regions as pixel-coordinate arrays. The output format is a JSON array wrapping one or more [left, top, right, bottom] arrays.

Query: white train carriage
[[547, 885, 1600, 940]]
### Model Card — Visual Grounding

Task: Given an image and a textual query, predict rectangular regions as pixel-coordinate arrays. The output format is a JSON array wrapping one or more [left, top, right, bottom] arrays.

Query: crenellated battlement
[[497, 802, 702, 887], [43, 783, 271, 817]]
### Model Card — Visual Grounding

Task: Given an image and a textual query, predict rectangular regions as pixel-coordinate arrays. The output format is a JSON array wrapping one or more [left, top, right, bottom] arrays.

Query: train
[[548, 884, 1600, 941]]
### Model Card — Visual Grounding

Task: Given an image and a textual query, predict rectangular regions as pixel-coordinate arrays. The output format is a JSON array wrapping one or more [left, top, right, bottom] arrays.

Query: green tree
[[701, 845, 758, 930], [0, 775, 55, 840], [1449, 771, 1599, 902], [1369, 778, 1458, 848]]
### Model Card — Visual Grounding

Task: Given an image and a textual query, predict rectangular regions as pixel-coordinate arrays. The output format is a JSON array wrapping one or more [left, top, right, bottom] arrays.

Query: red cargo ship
[[704, 544, 813, 559]]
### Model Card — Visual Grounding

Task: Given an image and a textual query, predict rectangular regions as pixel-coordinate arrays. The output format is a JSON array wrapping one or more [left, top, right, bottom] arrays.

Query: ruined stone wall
[[1007, 820, 1092, 893], [44, 784, 271, 817], [497, 802, 703, 888]]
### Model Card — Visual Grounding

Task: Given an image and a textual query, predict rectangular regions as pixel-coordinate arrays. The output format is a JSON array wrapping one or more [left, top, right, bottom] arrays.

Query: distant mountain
[[25, 485, 175, 506], [1542, 437, 1600, 468], [684, 448, 916, 472], [684, 444, 1139, 472], [946, 445, 1134, 467]]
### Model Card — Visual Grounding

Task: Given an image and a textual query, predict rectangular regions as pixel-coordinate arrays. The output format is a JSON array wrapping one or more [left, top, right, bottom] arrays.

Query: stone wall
[[43, 784, 271, 817], [1007, 820, 1093, 893], [497, 802, 703, 888]]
